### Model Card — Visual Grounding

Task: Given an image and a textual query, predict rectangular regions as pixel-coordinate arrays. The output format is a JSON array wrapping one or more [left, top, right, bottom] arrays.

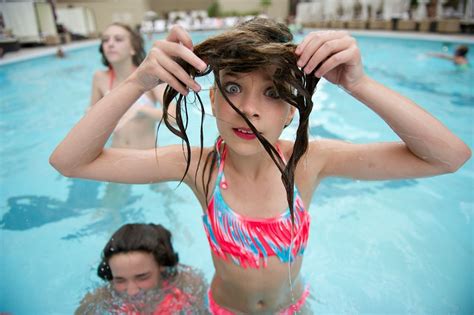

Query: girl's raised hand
[[133, 25, 207, 95], [295, 31, 365, 92]]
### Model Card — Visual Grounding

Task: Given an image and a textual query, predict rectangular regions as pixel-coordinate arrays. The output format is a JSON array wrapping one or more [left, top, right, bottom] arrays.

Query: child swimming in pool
[[52, 18, 471, 314], [75, 223, 207, 314], [89, 22, 176, 149], [428, 44, 469, 68]]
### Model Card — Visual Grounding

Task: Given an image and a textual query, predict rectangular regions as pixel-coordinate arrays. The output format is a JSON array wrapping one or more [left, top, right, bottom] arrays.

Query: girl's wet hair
[[97, 223, 179, 281], [99, 22, 146, 67], [161, 17, 320, 220]]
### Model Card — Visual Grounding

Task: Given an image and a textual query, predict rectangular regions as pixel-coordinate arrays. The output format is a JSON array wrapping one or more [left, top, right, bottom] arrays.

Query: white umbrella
[[144, 10, 158, 21]]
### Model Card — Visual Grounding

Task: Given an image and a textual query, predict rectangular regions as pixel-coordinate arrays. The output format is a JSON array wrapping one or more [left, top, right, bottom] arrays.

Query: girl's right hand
[[133, 25, 207, 95]]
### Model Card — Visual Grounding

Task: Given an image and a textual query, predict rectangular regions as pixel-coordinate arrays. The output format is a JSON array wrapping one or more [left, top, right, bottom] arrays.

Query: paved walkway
[[1, 30, 472, 66], [0, 39, 99, 66]]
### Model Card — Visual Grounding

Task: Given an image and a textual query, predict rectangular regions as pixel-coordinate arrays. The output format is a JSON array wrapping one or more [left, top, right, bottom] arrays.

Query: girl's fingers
[[314, 47, 355, 78], [295, 32, 313, 56], [303, 37, 354, 74], [157, 53, 201, 92], [297, 31, 348, 68], [157, 40, 207, 73], [166, 25, 194, 50], [155, 66, 189, 95]]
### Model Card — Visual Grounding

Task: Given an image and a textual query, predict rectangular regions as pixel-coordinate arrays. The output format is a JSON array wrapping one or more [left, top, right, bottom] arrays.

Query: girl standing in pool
[[89, 22, 175, 149], [51, 18, 471, 314]]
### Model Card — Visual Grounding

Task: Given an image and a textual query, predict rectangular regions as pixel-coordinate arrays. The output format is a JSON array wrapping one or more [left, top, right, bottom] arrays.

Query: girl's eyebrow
[[135, 272, 150, 278], [223, 71, 273, 81], [113, 276, 125, 280], [222, 71, 241, 78]]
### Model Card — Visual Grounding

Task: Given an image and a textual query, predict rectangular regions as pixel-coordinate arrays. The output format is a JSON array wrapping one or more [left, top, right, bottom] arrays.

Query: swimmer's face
[[101, 25, 135, 64], [210, 67, 295, 155], [109, 251, 161, 296]]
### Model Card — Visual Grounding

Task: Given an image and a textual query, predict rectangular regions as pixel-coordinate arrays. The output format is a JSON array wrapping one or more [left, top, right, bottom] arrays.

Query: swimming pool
[[1, 31, 473, 314]]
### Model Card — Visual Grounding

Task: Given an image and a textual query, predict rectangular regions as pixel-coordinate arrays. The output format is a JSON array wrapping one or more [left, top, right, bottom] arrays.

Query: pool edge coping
[[1, 29, 473, 67]]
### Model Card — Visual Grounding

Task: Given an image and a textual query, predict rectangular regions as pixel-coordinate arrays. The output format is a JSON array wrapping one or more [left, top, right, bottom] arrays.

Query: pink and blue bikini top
[[202, 138, 311, 269]]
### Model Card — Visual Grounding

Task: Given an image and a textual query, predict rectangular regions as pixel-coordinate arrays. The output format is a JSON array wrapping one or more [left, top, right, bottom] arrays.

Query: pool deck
[[1, 30, 473, 66], [0, 39, 100, 66]]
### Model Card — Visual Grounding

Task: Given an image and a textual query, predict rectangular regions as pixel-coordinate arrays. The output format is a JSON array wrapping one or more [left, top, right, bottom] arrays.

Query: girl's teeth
[[238, 129, 253, 134]]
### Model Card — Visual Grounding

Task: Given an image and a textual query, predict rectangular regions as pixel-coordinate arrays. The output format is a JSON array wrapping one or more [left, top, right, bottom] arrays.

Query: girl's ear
[[210, 85, 216, 115], [285, 106, 296, 127]]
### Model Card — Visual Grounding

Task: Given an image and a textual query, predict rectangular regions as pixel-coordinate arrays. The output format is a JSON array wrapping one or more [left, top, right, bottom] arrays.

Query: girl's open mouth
[[233, 128, 258, 140]]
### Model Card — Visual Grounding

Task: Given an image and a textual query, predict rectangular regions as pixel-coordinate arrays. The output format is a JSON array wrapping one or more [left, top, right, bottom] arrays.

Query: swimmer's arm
[[50, 76, 195, 184], [314, 76, 471, 180], [427, 52, 454, 60], [51, 25, 207, 184]]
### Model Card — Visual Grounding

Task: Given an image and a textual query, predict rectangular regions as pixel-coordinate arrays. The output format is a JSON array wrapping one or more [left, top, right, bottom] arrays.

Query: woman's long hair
[[161, 18, 319, 221]]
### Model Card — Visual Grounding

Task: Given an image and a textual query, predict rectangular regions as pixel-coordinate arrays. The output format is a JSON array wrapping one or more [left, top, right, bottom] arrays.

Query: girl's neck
[[225, 147, 278, 181], [110, 60, 135, 83]]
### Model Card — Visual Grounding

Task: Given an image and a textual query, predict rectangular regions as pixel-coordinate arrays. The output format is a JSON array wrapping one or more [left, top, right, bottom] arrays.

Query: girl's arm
[[50, 26, 207, 184], [296, 31, 471, 181], [427, 52, 455, 61]]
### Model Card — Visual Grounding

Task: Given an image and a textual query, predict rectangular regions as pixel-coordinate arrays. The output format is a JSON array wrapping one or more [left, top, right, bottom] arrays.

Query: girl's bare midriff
[[111, 116, 157, 149], [211, 254, 305, 313]]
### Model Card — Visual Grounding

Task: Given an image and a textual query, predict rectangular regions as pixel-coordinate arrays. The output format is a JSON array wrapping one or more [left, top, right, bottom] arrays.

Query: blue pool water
[[0, 32, 473, 314]]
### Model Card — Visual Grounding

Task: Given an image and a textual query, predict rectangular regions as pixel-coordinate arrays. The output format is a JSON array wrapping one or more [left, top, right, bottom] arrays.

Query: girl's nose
[[238, 96, 259, 118], [126, 283, 140, 296]]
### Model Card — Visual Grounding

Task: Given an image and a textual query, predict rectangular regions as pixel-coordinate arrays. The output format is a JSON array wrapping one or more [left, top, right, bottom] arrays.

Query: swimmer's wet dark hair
[[455, 45, 469, 57], [161, 17, 320, 221], [97, 223, 179, 281], [99, 22, 146, 68]]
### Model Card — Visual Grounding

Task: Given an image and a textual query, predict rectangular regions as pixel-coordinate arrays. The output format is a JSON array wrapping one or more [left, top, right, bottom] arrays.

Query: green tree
[[261, 0, 272, 14], [208, 1, 220, 17]]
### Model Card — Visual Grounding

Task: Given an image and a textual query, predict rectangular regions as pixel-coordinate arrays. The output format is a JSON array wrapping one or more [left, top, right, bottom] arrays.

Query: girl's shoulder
[[92, 69, 110, 90], [278, 138, 335, 160], [74, 286, 113, 315], [93, 69, 110, 80]]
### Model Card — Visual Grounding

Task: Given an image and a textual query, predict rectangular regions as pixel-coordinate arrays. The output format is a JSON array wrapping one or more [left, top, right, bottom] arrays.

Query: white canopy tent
[[0, 1, 57, 43], [56, 7, 97, 37]]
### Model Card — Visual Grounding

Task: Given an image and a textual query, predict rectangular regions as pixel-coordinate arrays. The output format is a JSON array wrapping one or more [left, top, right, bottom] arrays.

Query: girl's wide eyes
[[265, 88, 280, 99], [223, 83, 280, 99], [224, 83, 241, 94]]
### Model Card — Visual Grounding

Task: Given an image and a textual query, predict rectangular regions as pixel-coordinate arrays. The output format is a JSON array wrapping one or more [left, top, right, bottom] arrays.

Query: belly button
[[257, 300, 265, 309]]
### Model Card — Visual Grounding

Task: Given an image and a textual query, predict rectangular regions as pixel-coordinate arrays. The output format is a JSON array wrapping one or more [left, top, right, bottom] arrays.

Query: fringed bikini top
[[202, 138, 311, 269]]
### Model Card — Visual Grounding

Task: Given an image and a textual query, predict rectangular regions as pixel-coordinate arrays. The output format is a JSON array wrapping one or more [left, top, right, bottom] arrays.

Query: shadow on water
[[367, 66, 474, 108], [309, 125, 343, 140], [315, 177, 418, 208], [0, 179, 102, 230], [62, 182, 145, 240], [0, 177, 187, 242], [0, 179, 143, 239]]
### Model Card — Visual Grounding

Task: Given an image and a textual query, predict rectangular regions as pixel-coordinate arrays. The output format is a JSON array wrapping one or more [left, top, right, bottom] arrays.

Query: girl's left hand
[[295, 31, 365, 92]]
